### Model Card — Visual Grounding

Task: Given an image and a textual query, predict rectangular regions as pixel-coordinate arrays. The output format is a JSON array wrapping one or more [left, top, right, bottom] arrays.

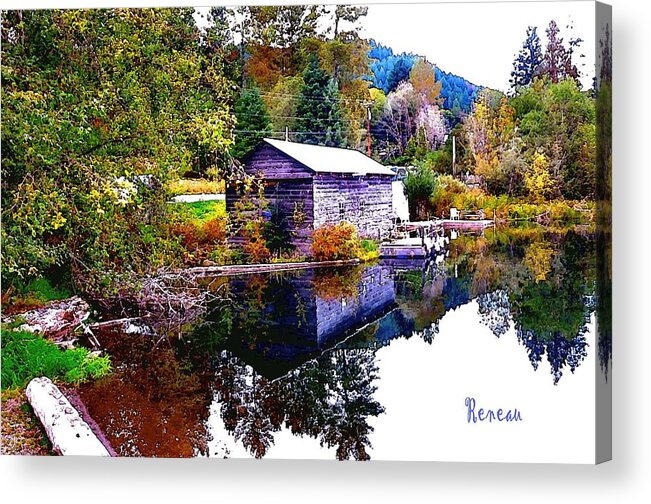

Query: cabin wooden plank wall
[[245, 144, 313, 180], [312, 174, 393, 240], [265, 179, 314, 253], [226, 144, 315, 254]]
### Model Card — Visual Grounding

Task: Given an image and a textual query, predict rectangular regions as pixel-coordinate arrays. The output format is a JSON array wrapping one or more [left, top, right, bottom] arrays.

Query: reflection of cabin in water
[[223, 256, 486, 378], [226, 139, 395, 254], [227, 265, 396, 378]]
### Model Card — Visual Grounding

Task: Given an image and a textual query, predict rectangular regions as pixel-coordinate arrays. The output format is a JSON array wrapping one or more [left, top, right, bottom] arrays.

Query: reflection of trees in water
[[516, 329, 589, 385], [416, 323, 439, 345], [319, 349, 385, 460], [313, 266, 363, 301], [214, 353, 282, 458], [477, 289, 511, 337], [415, 230, 596, 384], [78, 330, 215, 457], [213, 348, 384, 460], [509, 232, 594, 384]]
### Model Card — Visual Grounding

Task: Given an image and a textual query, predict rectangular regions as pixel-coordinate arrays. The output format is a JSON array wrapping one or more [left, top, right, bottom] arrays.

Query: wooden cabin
[[226, 139, 395, 255]]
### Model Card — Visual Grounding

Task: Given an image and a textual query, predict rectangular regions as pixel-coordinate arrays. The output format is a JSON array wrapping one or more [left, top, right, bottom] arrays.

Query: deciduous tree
[[1, 9, 234, 293]]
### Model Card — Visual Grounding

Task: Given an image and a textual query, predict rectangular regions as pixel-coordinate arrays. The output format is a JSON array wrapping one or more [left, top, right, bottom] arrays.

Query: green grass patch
[[174, 200, 226, 223], [1, 328, 112, 390], [21, 278, 72, 303], [3, 277, 73, 314]]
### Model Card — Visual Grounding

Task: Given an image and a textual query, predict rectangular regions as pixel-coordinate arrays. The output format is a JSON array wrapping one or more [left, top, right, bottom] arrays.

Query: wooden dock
[[381, 217, 493, 259], [441, 218, 494, 230]]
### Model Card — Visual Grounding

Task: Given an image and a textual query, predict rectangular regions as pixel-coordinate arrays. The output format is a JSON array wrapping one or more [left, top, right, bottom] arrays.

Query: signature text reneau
[[465, 397, 523, 423]]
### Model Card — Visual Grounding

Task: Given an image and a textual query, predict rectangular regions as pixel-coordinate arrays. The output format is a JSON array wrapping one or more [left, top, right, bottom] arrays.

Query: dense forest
[[1, 7, 605, 299]]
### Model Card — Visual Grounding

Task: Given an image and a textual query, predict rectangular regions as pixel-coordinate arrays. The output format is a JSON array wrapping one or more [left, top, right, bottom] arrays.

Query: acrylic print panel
[[0, 1, 611, 463]]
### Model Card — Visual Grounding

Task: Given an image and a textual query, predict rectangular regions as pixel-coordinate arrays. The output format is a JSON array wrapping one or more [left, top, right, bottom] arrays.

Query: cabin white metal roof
[[263, 138, 395, 176]]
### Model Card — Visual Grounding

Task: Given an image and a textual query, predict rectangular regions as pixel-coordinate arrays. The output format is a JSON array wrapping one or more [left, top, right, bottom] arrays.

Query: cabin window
[[359, 200, 366, 214], [339, 201, 346, 221]]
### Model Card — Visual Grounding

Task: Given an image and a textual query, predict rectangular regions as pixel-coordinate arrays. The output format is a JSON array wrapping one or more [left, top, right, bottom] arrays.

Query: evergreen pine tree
[[324, 78, 346, 147], [295, 55, 345, 146], [232, 87, 271, 158], [510, 26, 543, 90], [386, 56, 413, 94]]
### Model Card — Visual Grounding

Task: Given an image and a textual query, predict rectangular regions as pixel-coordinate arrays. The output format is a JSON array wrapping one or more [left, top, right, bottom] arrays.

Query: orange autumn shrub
[[242, 219, 271, 263], [203, 217, 227, 243], [173, 222, 204, 250], [311, 222, 362, 261]]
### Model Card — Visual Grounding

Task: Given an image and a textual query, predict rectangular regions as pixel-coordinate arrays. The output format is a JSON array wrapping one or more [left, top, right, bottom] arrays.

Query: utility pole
[[240, 20, 246, 92], [452, 135, 456, 177], [364, 101, 373, 157]]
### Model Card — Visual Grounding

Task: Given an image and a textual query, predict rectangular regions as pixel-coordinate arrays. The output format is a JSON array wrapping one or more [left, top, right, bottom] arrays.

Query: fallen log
[[87, 316, 155, 335], [25, 377, 111, 457], [185, 258, 361, 277]]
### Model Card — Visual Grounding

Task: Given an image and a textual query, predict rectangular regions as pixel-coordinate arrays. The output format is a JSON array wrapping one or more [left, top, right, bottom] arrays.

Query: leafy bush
[[311, 222, 362, 261], [419, 149, 452, 174], [170, 201, 230, 264], [1, 328, 112, 390], [359, 239, 380, 262], [263, 206, 295, 258], [430, 174, 472, 216], [242, 219, 271, 263], [270, 252, 308, 264], [1, 10, 234, 296], [428, 174, 593, 225], [2, 277, 73, 314], [404, 166, 437, 220], [203, 218, 228, 243]]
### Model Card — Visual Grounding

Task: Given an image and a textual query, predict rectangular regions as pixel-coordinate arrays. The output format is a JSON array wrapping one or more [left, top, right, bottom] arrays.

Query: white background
[[2, 0, 650, 502]]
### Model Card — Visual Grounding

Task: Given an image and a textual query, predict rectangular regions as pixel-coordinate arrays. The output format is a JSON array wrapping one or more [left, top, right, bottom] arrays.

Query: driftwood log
[[25, 377, 111, 457]]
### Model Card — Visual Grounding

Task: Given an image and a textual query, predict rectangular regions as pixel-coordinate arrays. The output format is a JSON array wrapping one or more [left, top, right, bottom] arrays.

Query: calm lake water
[[78, 226, 610, 462]]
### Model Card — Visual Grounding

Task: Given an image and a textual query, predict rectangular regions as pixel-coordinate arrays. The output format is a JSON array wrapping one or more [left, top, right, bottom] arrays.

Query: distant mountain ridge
[[367, 40, 483, 115]]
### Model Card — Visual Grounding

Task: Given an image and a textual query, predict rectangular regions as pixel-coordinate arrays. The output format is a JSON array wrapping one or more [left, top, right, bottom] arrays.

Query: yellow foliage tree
[[464, 92, 518, 194], [409, 59, 443, 106], [524, 151, 557, 201]]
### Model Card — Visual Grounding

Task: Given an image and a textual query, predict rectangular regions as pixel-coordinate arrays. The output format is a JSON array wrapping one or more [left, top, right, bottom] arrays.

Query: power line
[[235, 112, 364, 124], [256, 91, 372, 105], [234, 129, 366, 135]]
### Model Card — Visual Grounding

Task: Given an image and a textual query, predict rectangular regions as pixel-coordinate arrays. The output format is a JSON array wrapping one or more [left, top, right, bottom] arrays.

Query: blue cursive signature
[[465, 397, 523, 423]]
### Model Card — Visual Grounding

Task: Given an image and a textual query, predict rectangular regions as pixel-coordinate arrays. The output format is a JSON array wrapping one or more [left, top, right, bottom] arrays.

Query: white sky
[[4, 1, 596, 92], [362, 1, 596, 91]]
